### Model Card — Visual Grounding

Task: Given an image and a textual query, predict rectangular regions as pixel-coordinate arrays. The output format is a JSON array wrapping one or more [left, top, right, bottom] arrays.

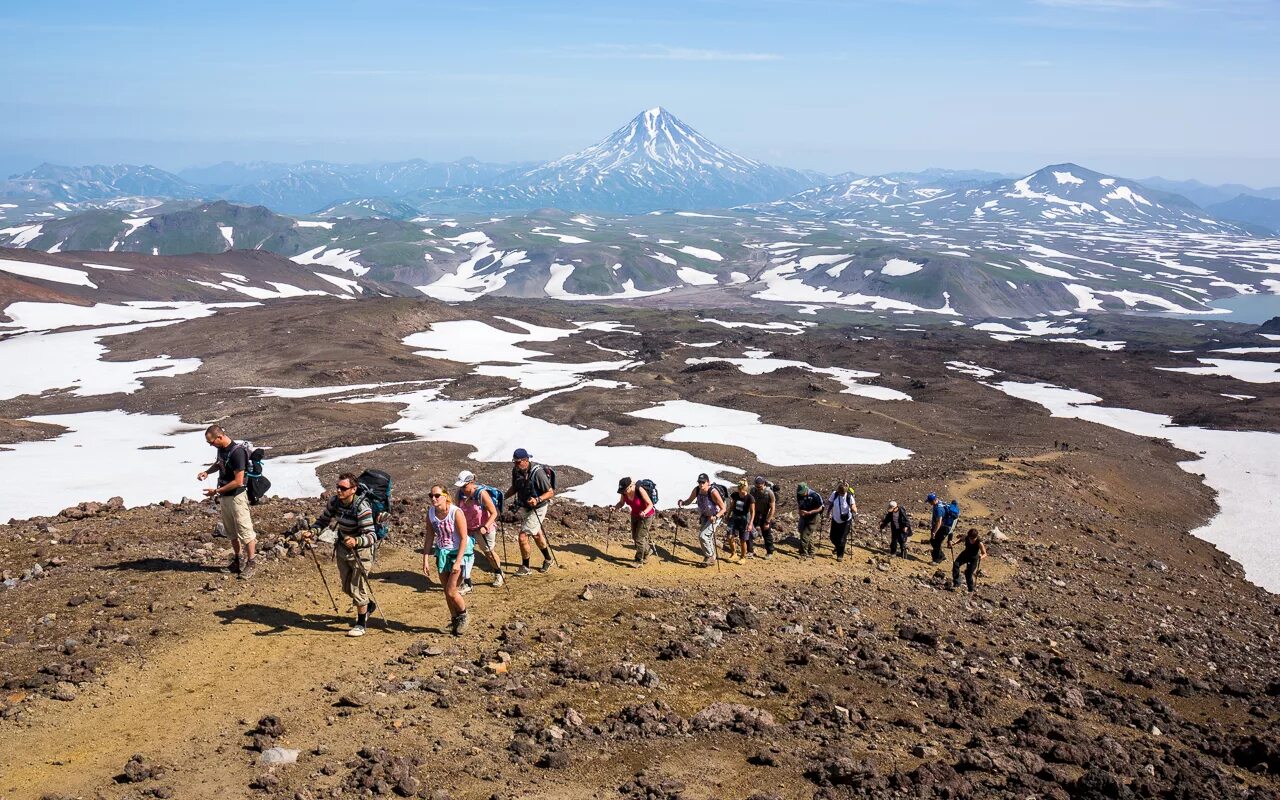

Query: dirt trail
[[1, 524, 990, 799], [945, 451, 1068, 521]]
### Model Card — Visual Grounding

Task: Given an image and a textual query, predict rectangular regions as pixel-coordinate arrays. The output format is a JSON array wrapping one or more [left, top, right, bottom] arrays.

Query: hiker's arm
[[638, 486, 654, 516], [311, 500, 334, 533], [480, 492, 498, 532], [351, 503, 377, 549], [678, 487, 697, 507], [979, 542, 988, 558], [205, 469, 244, 496], [197, 458, 221, 481]]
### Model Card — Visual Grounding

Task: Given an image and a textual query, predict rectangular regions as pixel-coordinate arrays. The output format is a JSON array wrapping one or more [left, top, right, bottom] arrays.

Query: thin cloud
[[558, 44, 783, 62]]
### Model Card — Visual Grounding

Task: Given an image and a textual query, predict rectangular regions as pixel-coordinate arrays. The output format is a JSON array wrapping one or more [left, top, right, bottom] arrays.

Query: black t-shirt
[[728, 490, 753, 521], [217, 442, 249, 496]]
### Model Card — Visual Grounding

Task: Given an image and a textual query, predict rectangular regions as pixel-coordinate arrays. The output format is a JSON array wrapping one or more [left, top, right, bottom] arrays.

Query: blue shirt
[[932, 502, 945, 527]]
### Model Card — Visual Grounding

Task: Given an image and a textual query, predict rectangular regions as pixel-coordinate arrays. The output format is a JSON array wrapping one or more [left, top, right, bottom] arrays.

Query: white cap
[[888, 500, 898, 509], [454, 470, 475, 487]]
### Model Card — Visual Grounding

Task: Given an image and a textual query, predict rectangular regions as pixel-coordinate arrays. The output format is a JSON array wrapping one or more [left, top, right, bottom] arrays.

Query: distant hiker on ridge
[[613, 477, 656, 566], [677, 473, 725, 568], [505, 448, 556, 576], [303, 472, 377, 637], [197, 425, 258, 579], [825, 479, 857, 562], [455, 470, 505, 591]]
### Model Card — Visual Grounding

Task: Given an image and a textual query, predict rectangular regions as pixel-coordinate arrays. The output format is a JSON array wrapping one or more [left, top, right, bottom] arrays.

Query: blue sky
[[2, 0, 1277, 184]]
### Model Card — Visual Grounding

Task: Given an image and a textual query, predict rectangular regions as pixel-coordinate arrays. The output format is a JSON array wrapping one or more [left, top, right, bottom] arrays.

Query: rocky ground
[[1, 297, 1278, 799]]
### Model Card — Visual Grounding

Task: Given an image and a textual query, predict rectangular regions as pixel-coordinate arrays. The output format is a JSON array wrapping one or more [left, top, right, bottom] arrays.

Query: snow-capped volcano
[[421, 107, 822, 213]]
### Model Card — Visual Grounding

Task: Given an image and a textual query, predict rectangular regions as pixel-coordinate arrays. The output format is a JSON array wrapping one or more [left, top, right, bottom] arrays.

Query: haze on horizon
[[2, 0, 1277, 186]]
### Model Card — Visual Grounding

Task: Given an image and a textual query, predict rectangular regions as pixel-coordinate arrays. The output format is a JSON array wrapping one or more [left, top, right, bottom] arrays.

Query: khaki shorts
[[521, 504, 549, 536], [220, 491, 256, 544], [475, 526, 497, 553], [337, 554, 373, 606]]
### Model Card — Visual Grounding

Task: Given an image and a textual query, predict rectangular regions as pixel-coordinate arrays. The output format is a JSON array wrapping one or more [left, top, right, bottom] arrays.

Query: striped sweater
[[314, 495, 376, 557]]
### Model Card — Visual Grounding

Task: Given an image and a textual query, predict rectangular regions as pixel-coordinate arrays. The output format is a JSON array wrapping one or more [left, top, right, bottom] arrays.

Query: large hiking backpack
[[538, 464, 557, 490], [356, 469, 393, 540], [474, 484, 505, 513], [233, 442, 271, 505], [709, 482, 731, 510], [635, 478, 659, 506], [942, 499, 961, 528]]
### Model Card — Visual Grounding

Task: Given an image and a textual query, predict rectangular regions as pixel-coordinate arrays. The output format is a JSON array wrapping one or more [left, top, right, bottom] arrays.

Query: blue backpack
[[356, 469, 393, 540], [471, 484, 505, 513], [635, 478, 659, 506], [942, 499, 961, 527]]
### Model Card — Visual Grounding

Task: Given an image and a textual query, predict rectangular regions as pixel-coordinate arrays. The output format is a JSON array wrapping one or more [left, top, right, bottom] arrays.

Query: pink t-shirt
[[626, 492, 656, 520], [458, 495, 493, 532]]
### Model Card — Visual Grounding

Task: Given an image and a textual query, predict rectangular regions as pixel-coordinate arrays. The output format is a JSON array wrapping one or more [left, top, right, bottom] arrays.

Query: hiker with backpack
[[424, 483, 472, 635], [725, 479, 755, 562], [303, 472, 378, 637], [879, 500, 912, 558], [950, 527, 987, 592], [927, 493, 960, 563], [677, 473, 726, 568], [613, 477, 657, 566], [795, 483, 825, 559], [825, 479, 857, 562], [750, 476, 777, 559], [506, 448, 556, 576], [197, 425, 258, 580], [455, 470, 506, 590]]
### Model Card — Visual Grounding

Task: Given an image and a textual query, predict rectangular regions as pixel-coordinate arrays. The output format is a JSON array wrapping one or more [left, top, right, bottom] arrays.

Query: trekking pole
[[353, 556, 386, 629], [604, 511, 612, 556], [308, 543, 340, 615], [530, 506, 565, 570], [500, 519, 509, 568]]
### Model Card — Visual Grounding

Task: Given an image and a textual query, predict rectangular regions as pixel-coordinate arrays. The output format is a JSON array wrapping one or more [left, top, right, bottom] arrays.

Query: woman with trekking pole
[[424, 484, 472, 635], [613, 477, 656, 567]]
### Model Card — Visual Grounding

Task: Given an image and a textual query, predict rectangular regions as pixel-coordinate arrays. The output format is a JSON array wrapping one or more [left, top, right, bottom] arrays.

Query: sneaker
[[460, 582, 473, 596], [452, 611, 469, 636], [238, 559, 257, 580], [347, 624, 366, 638], [539, 557, 556, 574], [701, 556, 715, 568], [514, 565, 532, 577], [761, 552, 774, 560], [493, 572, 505, 588], [836, 556, 844, 563]]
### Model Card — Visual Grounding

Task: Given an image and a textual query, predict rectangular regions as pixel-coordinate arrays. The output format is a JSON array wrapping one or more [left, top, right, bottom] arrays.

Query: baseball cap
[[754, 476, 766, 485], [797, 482, 809, 494], [454, 470, 475, 487], [617, 477, 632, 494], [926, 492, 937, 503], [513, 448, 530, 460], [697, 472, 710, 483], [888, 500, 898, 509]]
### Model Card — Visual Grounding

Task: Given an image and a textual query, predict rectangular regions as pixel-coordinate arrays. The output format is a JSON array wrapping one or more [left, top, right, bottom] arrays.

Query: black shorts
[[728, 517, 749, 537]]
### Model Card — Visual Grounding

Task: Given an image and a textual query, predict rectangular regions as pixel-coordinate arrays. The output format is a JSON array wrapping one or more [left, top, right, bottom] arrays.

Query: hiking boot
[[539, 557, 556, 573], [226, 556, 241, 575], [701, 556, 715, 568], [761, 551, 773, 560], [347, 623, 366, 638], [452, 611, 469, 636], [514, 565, 532, 577], [238, 559, 257, 580], [493, 572, 505, 588], [460, 582, 473, 596]]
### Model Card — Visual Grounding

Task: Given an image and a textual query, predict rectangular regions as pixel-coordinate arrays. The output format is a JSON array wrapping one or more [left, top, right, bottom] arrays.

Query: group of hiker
[[199, 429, 989, 639]]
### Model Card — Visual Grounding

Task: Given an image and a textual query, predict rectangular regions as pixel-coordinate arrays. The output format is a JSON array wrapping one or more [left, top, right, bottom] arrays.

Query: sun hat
[[454, 470, 475, 487]]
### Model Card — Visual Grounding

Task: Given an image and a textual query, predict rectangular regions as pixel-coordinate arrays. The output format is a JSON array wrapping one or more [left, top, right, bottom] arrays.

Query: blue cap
[[513, 448, 530, 460], [926, 492, 937, 502]]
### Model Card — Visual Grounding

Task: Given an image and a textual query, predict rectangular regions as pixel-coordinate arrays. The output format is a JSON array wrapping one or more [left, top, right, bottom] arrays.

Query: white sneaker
[[493, 573, 505, 588], [347, 624, 366, 638], [460, 583, 473, 595]]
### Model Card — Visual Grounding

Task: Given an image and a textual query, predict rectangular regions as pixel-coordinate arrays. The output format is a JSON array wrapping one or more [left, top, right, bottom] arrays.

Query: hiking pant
[[337, 553, 373, 606], [631, 515, 653, 564], [829, 520, 850, 559], [798, 515, 820, 556], [889, 528, 910, 557], [930, 525, 953, 562], [698, 515, 720, 560], [753, 518, 774, 554], [221, 491, 256, 544], [952, 550, 979, 591]]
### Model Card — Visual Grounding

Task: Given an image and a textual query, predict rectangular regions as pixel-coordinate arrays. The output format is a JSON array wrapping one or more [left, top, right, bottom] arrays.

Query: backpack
[[635, 478, 659, 506], [469, 484, 505, 513], [798, 489, 824, 513], [942, 499, 961, 527], [708, 483, 730, 510], [539, 464, 557, 490], [356, 469, 393, 540], [232, 442, 271, 506]]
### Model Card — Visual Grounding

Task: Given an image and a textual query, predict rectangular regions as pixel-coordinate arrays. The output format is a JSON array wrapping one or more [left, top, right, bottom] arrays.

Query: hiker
[[197, 425, 258, 579], [725, 479, 755, 562], [677, 473, 726, 567], [927, 493, 954, 563], [825, 479, 857, 562], [951, 527, 987, 592], [750, 476, 777, 559], [879, 500, 912, 558], [303, 472, 377, 637], [613, 477, 656, 566], [795, 482, 825, 559], [455, 470, 505, 591], [506, 448, 556, 576], [424, 484, 471, 635]]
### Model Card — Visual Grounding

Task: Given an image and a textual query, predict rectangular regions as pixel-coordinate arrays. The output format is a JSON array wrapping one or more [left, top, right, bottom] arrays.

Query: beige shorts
[[337, 555, 373, 606], [521, 504, 549, 536], [220, 491, 256, 544]]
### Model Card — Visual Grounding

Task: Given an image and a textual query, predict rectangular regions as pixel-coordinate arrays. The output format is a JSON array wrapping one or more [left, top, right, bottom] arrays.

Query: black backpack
[[709, 483, 730, 510], [233, 442, 271, 506], [356, 469, 393, 540], [635, 478, 659, 506]]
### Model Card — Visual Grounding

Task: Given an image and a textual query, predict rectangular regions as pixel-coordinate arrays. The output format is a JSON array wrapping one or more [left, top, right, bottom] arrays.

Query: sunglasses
[[429, 492, 444, 499], [336, 484, 354, 491]]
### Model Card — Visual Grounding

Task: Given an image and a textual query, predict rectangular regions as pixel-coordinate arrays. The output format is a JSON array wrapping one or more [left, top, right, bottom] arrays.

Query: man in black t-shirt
[[197, 425, 258, 578], [750, 477, 777, 559]]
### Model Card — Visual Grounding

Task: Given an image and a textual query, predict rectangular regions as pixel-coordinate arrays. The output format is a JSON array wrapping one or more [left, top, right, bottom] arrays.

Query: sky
[[2, 0, 1278, 185]]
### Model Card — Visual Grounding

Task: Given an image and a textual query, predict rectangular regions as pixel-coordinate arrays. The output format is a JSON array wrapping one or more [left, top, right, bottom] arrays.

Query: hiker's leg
[[951, 557, 962, 587], [337, 556, 356, 603], [761, 521, 775, 555], [351, 557, 372, 617], [228, 491, 256, 561], [965, 558, 978, 591], [524, 505, 552, 563], [631, 516, 643, 562], [931, 530, 945, 562], [698, 517, 717, 562], [441, 559, 464, 617], [517, 530, 532, 561]]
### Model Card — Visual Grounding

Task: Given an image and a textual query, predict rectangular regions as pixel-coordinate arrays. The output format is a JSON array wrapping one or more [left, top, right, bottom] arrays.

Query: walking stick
[[604, 511, 612, 556], [308, 543, 340, 615], [352, 555, 386, 629], [528, 503, 564, 569]]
